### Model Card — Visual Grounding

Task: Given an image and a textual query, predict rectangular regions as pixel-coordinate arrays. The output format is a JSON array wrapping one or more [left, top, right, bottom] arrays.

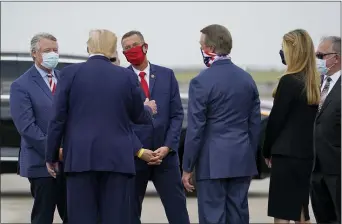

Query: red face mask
[[123, 44, 148, 66]]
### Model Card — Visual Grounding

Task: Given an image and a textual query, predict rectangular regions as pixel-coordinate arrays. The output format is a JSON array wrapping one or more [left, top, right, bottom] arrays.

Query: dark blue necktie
[[320, 75, 324, 87]]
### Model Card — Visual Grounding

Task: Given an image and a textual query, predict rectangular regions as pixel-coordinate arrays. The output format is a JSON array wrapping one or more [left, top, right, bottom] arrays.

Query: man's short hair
[[121, 30, 145, 43], [321, 36, 341, 55], [30, 32, 57, 60], [87, 29, 117, 58], [200, 24, 233, 55]]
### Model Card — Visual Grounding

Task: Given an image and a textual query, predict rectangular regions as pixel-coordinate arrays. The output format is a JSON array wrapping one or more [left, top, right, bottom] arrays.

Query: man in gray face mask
[[311, 36, 341, 224], [9, 32, 67, 224]]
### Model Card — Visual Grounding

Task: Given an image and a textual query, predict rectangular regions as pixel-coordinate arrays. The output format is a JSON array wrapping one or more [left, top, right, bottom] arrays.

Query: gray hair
[[30, 32, 57, 59], [200, 24, 233, 55], [121, 30, 145, 43], [320, 36, 341, 55]]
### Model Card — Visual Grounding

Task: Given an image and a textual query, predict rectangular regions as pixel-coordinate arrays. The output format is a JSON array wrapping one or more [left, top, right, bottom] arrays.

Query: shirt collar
[[34, 64, 55, 78], [89, 54, 105, 57], [325, 70, 341, 83], [132, 62, 150, 76]]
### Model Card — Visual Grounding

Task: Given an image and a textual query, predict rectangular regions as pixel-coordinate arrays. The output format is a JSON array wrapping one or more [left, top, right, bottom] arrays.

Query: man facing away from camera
[[182, 24, 261, 224], [121, 30, 190, 224], [45, 29, 157, 224]]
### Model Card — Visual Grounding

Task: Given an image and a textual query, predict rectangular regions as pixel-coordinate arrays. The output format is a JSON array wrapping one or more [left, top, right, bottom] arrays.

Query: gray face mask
[[41, 52, 59, 69]]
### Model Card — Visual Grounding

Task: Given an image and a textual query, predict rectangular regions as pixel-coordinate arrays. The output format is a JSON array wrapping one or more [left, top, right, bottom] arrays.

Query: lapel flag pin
[[151, 74, 155, 78]]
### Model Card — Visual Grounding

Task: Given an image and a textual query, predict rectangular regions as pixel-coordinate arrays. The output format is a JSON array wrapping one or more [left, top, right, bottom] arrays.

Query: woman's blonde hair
[[87, 29, 117, 59], [272, 29, 320, 105]]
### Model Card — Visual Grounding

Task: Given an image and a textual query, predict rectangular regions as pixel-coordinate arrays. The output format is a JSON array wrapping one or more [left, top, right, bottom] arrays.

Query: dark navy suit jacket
[[128, 63, 184, 170], [182, 59, 261, 180], [45, 55, 153, 175], [10, 66, 61, 178]]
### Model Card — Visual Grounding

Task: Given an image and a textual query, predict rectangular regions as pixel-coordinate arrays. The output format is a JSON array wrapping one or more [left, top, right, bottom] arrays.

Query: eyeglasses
[[315, 52, 338, 59]]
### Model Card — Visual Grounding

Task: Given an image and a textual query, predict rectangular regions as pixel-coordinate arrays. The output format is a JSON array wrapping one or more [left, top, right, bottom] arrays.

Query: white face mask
[[41, 52, 59, 69]]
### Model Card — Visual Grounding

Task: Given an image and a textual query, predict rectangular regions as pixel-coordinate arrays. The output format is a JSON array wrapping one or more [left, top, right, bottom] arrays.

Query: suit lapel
[[30, 66, 52, 100], [149, 64, 157, 97], [54, 70, 60, 81], [317, 76, 341, 118]]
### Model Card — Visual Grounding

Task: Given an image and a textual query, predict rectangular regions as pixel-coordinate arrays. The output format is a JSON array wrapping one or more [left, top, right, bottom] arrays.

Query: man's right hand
[[144, 98, 157, 115], [139, 149, 162, 164]]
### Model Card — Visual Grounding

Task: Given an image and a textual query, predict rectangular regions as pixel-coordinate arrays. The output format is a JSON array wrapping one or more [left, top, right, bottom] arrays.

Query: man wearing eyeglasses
[[311, 36, 341, 224]]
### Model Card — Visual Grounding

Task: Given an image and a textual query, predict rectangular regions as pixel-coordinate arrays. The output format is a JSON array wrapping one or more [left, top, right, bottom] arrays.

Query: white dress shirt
[[89, 54, 105, 57], [34, 64, 57, 88], [132, 63, 150, 87], [321, 70, 341, 95]]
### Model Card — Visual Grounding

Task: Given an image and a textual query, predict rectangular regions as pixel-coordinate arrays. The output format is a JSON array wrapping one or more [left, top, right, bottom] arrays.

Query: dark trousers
[[196, 177, 251, 224], [132, 165, 190, 224], [28, 174, 68, 224], [310, 172, 341, 224], [66, 171, 133, 224]]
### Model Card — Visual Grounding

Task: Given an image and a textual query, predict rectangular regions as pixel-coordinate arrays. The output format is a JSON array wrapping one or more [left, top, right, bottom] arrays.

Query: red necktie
[[139, 72, 150, 98], [47, 74, 56, 94]]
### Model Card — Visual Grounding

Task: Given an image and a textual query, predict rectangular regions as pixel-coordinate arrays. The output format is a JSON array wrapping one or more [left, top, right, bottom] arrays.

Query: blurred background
[[1, 1, 340, 99]]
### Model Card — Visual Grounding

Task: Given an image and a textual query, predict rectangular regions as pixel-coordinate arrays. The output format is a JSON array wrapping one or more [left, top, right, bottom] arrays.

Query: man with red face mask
[[122, 30, 190, 224]]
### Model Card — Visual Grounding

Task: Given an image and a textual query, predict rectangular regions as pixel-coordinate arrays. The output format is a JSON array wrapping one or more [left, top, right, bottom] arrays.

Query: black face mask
[[279, 49, 286, 65]]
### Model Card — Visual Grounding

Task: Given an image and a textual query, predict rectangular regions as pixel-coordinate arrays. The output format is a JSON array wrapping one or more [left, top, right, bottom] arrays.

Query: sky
[[1, 1, 341, 69]]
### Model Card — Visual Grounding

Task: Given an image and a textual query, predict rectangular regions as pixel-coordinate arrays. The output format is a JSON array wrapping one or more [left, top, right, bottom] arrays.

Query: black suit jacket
[[263, 72, 318, 159], [314, 76, 341, 175]]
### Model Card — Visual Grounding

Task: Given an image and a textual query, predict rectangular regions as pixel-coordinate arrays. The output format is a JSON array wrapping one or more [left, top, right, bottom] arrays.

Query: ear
[[203, 45, 214, 54], [142, 43, 148, 54], [32, 50, 37, 59], [209, 46, 215, 54]]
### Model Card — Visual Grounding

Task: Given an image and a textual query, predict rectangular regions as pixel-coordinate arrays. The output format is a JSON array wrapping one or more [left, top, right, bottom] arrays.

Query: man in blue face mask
[[9, 33, 67, 224], [311, 36, 341, 224], [316, 36, 341, 77]]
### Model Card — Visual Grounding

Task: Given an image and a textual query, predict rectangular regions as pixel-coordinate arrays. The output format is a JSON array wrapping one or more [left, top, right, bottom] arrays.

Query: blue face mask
[[41, 52, 59, 69], [316, 55, 337, 76], [316, 58, 329, 76]]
